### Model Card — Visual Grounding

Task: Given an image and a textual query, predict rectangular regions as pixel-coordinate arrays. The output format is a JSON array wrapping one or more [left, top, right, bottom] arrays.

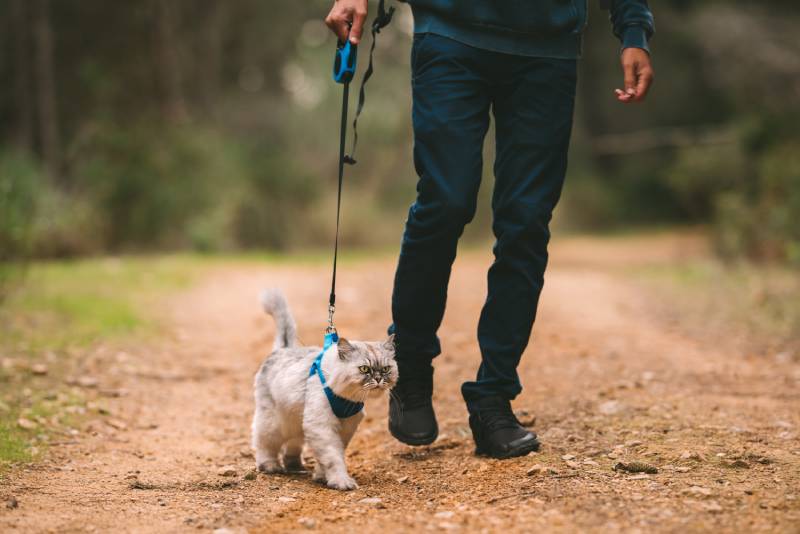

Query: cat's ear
[[337, 338, 355, 360], [382, 334, 396, 353]]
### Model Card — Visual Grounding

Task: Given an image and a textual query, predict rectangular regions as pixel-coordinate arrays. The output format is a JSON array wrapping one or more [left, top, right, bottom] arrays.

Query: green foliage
[[0, 0, 798, 266], [0, 151, 42, 299]]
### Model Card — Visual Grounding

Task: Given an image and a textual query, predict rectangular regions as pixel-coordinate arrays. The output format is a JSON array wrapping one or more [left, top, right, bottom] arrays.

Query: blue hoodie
[[403, 0, 654, 59]]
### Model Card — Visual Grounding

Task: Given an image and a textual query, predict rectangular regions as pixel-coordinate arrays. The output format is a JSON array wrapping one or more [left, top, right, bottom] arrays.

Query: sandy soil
[[1, 235, 799, 533]]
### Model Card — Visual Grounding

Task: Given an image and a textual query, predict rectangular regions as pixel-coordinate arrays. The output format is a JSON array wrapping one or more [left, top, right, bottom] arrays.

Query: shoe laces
[[478, 401, 521, 432]]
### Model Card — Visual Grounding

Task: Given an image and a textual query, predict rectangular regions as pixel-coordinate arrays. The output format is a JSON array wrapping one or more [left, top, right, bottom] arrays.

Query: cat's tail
[[260, 288, 298, 351]]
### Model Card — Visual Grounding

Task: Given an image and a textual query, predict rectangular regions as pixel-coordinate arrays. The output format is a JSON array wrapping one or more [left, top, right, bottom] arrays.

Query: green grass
[[0, 255, 210, 472]]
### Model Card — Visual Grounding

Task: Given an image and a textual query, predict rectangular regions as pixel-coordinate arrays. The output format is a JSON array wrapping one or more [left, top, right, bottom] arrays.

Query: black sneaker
[[468, 396, 540, 459], [389, 360, 438, 446]]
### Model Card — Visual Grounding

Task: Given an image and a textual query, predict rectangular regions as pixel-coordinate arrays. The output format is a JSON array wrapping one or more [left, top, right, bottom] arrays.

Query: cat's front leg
[[303, 387, 363, 490]]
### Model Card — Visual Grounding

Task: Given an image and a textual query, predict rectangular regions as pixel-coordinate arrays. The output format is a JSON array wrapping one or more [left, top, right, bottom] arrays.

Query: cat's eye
[[381, 366, 391, 373], [358, 365, 370, 374]]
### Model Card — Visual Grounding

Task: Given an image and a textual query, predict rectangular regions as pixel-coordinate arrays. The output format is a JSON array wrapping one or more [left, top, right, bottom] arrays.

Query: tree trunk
[[10, 0, 34, 154], [32, 0, 61, 181], [199, 0, 228, 117], [153, 0, 188, 124]]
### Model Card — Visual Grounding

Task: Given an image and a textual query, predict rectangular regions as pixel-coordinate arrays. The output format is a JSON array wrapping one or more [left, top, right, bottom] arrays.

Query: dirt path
[[2, 236, 799, 533]]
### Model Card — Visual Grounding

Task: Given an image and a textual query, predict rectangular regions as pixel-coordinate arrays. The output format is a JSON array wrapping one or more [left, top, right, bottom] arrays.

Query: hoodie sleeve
[[609, 0, 655, 53]]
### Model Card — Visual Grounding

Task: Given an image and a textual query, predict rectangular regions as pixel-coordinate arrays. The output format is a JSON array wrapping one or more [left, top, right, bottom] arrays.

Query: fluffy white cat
[[252, 289, 397, 490]]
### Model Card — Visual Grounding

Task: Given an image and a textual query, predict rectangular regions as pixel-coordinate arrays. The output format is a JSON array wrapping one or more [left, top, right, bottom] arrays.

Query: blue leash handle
[[333, 39, 358, 84]]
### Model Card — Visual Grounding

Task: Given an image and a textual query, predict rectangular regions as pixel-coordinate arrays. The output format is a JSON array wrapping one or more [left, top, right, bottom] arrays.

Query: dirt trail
[[2, 235, 799, 533]]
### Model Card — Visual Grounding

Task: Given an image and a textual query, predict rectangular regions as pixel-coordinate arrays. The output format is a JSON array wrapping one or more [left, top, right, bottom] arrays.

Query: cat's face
[[337, 335, 398, 398]]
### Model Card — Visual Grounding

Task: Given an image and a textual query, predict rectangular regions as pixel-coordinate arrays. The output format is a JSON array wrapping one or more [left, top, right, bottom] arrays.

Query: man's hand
[[615, 48, 654, 103], [325, 0, 369, 45]]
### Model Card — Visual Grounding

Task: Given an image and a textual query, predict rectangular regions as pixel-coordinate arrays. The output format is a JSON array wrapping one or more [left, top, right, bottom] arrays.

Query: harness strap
[[346, 0, 395, 164], [309, 332, 364, 419]]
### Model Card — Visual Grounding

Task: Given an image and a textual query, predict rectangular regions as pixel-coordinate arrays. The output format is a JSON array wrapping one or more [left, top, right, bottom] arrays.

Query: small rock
[[565, 460, 581, 469], [298, 517, 316, 529], [724, 459, 749, 469], [683, 486, 713, 498], [106, 419, 127, 430], [675, 466, 692, 473], [396, 475, 409, 483], [598, 400, 624, 415], [679, 450, 703, 461], [278, 496, 296, 503], [526, 464, 546, 476], [243, 470, 258, 481], [6, 496, 18, 509], [218, 466, 237, 477], [702, 501, 723, 513], [17, 418, 37, 430], [31, 364, 48, 375], [583, 459, 599, 467], [358, 497, 382, 505], [561, 454, 576, 461], [435, 511, 455, 519], [76, 376, 99, 388], [625, 440, 643, 447], [540, 427, 566, 440]]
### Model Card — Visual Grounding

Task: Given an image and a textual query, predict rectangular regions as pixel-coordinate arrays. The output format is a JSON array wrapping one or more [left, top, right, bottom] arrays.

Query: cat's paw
[[257, 461, 283, 474], [326, 473, 358, 491]]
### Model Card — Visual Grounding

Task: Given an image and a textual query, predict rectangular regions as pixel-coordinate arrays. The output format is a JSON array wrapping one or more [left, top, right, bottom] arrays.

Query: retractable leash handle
[[333, 38, 358, 84]]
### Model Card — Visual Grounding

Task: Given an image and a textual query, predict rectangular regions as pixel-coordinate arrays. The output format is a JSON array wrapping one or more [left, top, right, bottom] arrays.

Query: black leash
[[327, 78, 349, 333], [328, 0, 394, 334], [346, 0, 395, 164]]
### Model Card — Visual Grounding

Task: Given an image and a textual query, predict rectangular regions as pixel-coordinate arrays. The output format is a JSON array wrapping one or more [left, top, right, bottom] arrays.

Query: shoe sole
[[389, 424, 438, 446], [475, 437, 541, 459]]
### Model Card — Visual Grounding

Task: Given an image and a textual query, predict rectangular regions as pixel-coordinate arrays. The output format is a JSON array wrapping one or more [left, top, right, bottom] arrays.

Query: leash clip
[[326, 304, 337, 334]]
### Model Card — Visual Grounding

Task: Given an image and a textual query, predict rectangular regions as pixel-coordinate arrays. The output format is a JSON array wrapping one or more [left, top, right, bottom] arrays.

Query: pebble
[[218, 466, 237, 477], [17, 418, 37, 430], [598, 400, 624, 415], [278, 496, 296, 503], [435, 511, 455, 519], [298, 517, 316, 528], [77, 376, 99, 388], [565, 460, 581, 469], [31, 364, 49, 375], [683, 486, 713, 497], [358, 497, 382, 505], [396, 475, 409, 483], [6, 496, 18, 509], [526, 464, 546, 476], [561, 454, 576, 461], [243, 470, 258, 481]]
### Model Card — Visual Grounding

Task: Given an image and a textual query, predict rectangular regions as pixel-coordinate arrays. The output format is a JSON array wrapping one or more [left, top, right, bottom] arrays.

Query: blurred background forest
[[1, 0, 799, 271]]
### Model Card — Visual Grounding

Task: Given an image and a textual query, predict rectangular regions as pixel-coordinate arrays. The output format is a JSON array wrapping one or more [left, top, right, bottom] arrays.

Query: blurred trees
[[0, 0, 797, 264]]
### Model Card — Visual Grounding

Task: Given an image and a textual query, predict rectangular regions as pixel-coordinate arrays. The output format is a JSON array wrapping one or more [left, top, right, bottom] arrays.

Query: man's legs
[[389, 34, 491, 444], [390, 34, 491, 365], [462, 56, 578, 405]]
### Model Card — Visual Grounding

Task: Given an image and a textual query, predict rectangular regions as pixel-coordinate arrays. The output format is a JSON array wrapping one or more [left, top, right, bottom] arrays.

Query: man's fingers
[[349, 8, 367, 44], [633, 67, 654, 102], [325, 13, 351, 43], [623, 61, 637, 94]]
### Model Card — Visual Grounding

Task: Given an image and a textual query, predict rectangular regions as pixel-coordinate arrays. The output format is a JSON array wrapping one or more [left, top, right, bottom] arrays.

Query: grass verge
[[0, 255, 207, 472]]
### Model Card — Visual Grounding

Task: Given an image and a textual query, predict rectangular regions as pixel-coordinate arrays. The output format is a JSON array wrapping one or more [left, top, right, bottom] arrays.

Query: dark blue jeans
[[389, 34, 577, 405]]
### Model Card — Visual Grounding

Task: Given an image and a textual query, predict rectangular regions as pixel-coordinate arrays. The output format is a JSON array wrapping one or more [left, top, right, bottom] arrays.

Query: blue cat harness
[[309, 332, 364, 419]]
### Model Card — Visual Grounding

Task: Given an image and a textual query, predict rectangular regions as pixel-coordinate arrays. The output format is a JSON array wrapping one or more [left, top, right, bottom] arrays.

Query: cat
[[252, 288, 397, 490]]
